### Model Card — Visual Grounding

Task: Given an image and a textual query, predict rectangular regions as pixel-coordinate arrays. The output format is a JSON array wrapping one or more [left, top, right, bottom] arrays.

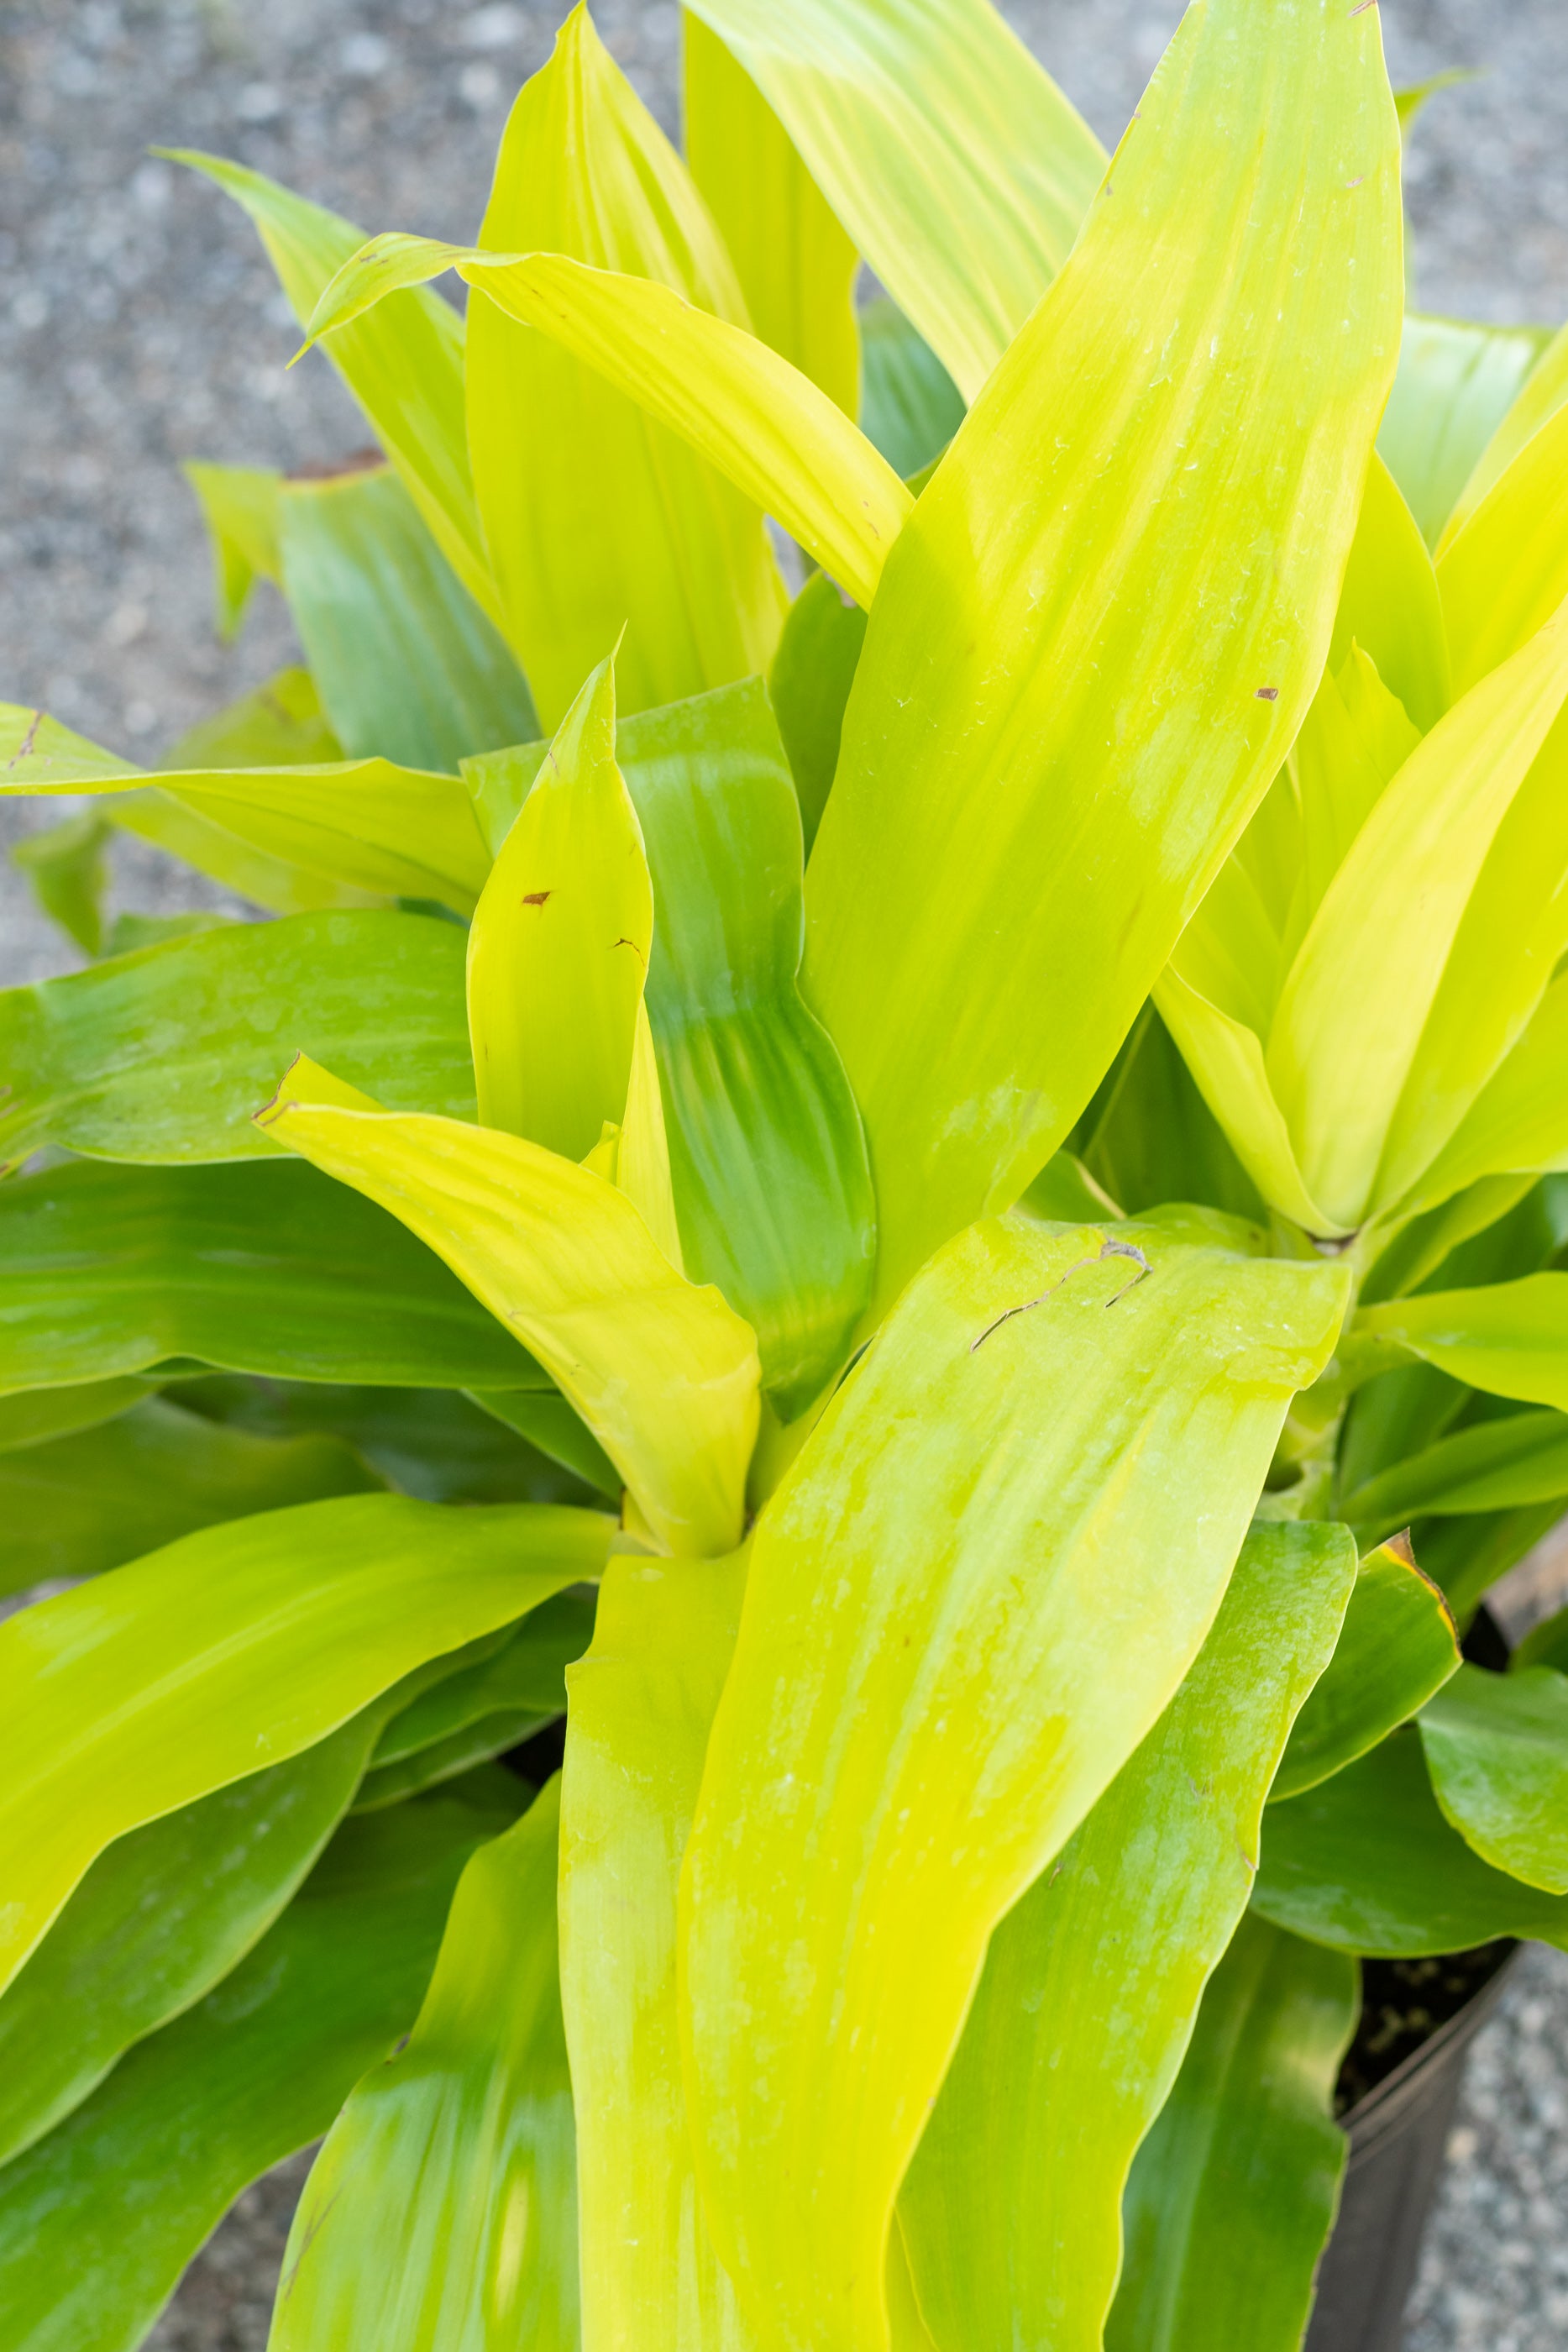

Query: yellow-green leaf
[[683, 0, 1106, 402], [1441, 316, 1568, 549], [683, 10, 858, 417], [801, 0, 1403, 1317], [464, 8, 786, 725], [1377, 311, 1555, 549], [0, 1493, 607, 1997], [1409, 974, 1568, 1212], [1329, 454, 1450, 735], [275, 461, 538, 772], [899, 1522, 1356, 2352], [1271, 1536, 1460, 1803], [1349, 1274, 1568, 1411], [256, 1057, 759, 1556], [0, 700, 490, 914], [270, 1781, 578, 2351], [182, 460, 282, 638], [680, 1211, 1347, 2352], [305, 234, 910, 614], [164, 150, 500, 629], [560, 1550, 756, 2352], [1440, 400, 1568, 695], [1265, 603, 1568, 1230], [466, 654, 653, 1157]]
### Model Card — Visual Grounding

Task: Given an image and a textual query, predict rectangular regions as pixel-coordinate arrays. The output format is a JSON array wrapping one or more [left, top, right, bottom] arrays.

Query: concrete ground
[[3, 2, 1566, 2345]]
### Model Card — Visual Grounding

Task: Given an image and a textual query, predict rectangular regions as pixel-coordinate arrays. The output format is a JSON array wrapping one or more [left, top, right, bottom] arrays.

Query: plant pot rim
[[1340, 1940, 1519, 2165]]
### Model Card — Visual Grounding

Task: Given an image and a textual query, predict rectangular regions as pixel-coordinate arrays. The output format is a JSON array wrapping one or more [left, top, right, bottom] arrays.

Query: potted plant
[[2, 3, 1567, 2349]]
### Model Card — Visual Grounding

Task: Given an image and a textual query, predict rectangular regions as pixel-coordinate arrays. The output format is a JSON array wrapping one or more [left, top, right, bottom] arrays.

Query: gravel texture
[[4, 2, 1567, 2346]]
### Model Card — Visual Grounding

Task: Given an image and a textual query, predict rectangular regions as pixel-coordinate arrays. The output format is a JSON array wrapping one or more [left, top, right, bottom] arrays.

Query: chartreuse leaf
[[1419, 1663, 1568, 1893], [183, 459, 282, 638], [684, 12, 858, 417], [768, 572, 867, 853], [257, 1058, 760, 1555], [1271, 1537, 1460, 1803], [1329, 454, 1449, 733], [467, 655, 652, 1157], [468, 684, 877, 1410], [560, 1550, 754, 2352], [160, 664, 342, 769], [1254, 1729, 1568, 1955], [1260, 608, 1568, 1230], [9, 810, 108, 954], [1348, 1274, 1568, 1410], [1410, 974, 1568, 1211], [0, 697, 491, 915], [618, 682, 874, 1413], [463, 8, 784, 726], [1341, 1409, 1568, 1532], [164, 150, 499, 630], [0, 1491, 609, 1994], [1439, 403, 1568, 692], [680, 1213, 1347, 2352], [0, 1161, 551, 1396], [0, 910, 475, 1169], [109, 789, 385, 920], [275, 462, 538, 771], [1377, 312, 1554, 549], [304, 235, 909, 614], [0, 1715, 377, 2169], [270, 1782, 576, 2352], [857, 295, 967, 480], [899, 1523, 1356, 2352], [1442, 318, 1568, 549], [802, 0, 1402, 1316], [0, 1397, 381, 1598], [0, 1785, 519, 2352], [1106, 1915, 1358, 2352], [683, 0, 1105, 402]]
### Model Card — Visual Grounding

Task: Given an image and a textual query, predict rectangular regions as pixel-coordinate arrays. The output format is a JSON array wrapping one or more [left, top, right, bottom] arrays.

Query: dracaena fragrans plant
[[4, 1, 1568, 2347]]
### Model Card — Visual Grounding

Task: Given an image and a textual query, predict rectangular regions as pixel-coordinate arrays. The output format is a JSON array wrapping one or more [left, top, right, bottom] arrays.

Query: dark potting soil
[[1335, 1941, 1516, 2117]]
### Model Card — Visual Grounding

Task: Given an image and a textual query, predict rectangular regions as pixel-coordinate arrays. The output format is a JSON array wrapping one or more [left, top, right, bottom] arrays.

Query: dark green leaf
[[1252, 1729, 1568, 1954], [1272, 1536, 1460, 1802], [0, 1378, 158, 1453], [0, 1786, 522, 2352], [620, 680, 874, 1413], [856, 294, 966, 480], [181, 1376, 590, 1504], [0, 910, 475, 1168], [1420, 1662, 1568, 1892], [1107, 1915, 1357, 2352], [0, 1161, 549, 1394], [1417, 1500, 1567, 1626], [469, 1386, 621, 1498], [1341, 1406, 1568, 1533], [1078, 1004, 1268, 1224], [1514, 1604, 1568, 1674], [0, 1399, 380, 1597], [371, 1588, 595, 1767], [276, 463, 538, 774], [0, 1714, 377, 2168], [768, 571, 866, 856]]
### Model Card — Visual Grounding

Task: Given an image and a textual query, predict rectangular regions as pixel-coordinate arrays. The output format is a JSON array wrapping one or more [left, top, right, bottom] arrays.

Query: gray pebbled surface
[[3, 3, 1565, 2346]]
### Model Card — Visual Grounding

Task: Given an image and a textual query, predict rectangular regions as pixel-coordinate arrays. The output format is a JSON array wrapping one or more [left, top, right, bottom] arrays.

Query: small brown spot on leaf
[[7, 711, 43, 769], [522, 890, 551, 907], [1256, 686, 1280, 701]]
